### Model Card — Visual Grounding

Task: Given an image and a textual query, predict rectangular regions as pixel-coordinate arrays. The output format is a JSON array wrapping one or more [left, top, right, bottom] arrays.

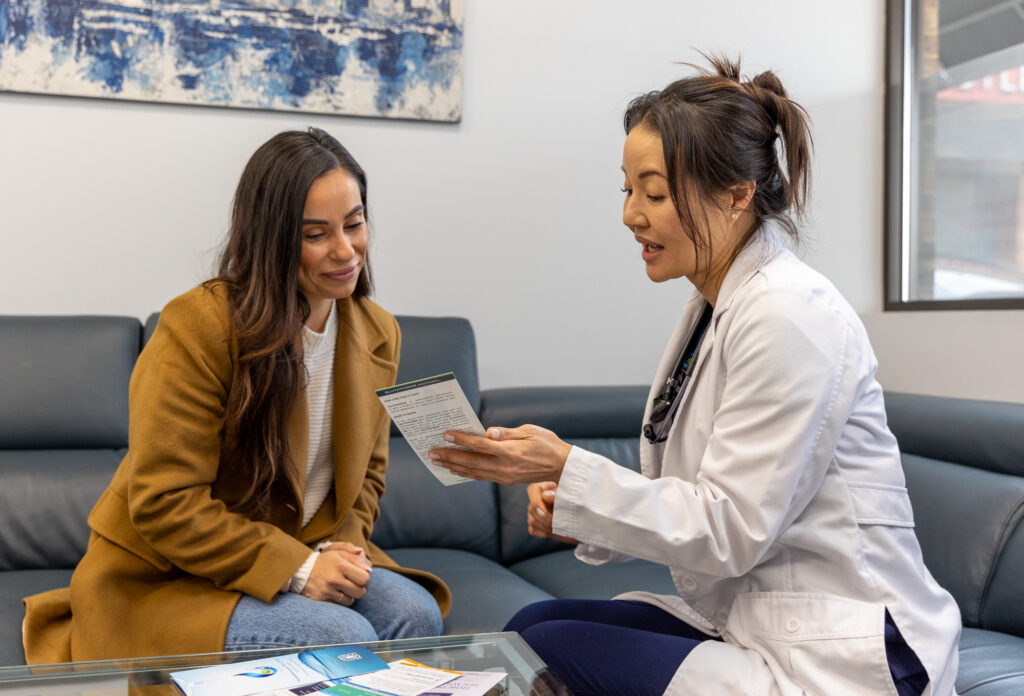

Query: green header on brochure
[[321, 684, 384, 696], [375, 372, 456, 396]]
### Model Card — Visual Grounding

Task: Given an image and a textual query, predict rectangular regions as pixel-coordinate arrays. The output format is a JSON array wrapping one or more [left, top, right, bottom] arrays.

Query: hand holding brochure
[[169, 645, 387, 696], [376, 373, 484, 486]]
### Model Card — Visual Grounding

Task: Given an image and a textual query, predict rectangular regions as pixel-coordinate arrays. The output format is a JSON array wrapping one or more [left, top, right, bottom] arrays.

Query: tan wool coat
[[22, 283, 451, 664]]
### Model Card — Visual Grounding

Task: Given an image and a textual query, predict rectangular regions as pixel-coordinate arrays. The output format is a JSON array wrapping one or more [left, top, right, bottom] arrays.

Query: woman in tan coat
[[23, 128, 451, 663]]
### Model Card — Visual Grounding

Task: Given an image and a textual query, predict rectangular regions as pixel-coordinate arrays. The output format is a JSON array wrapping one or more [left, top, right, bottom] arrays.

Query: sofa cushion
[[385, 548, 553, 635], [0, 450, 123, 571], [956, 627, 1024, 695], [372, 439, 500, 561], [902, 454, 1024, 629], [0, 316, 140, 449], [510, 549, 677, 600], [0, 569, 74, 666], [499, 436, 641, 565]]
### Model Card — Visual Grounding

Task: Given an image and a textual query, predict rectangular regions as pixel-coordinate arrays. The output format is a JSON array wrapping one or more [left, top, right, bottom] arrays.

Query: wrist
[[289, 550, 320, 594], [553, 442, 573, 483]]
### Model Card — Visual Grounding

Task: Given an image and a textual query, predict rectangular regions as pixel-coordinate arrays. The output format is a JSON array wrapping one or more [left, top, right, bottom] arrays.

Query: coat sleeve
[[124, 289, 311, 602], [553, 285, 868, 578], [332, 313, 400, 555]]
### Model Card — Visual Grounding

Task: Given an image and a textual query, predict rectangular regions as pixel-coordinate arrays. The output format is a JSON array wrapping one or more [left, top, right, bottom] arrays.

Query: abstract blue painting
[[0, 0, 463, 121]]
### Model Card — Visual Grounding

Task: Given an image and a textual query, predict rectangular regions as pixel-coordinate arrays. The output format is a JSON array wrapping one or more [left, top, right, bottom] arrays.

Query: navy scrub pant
[[504, 599, 928, 696]]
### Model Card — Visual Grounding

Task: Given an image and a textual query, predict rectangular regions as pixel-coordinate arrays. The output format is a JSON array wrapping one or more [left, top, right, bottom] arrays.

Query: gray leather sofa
[[1, 313, 1022, 695]]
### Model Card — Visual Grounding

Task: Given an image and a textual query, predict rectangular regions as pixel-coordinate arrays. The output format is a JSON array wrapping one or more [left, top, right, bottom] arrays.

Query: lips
[[324, 264, 360, 282], [635, 235, 664, 262]]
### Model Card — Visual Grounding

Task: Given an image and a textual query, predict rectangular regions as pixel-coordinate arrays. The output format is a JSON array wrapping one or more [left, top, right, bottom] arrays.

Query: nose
[[622, 194, 645, 232], [329, 229, 355, 260]]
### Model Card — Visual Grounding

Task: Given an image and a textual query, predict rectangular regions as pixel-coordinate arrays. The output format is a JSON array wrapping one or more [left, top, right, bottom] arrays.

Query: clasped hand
[[428, 424, 572, 485], [301, 541, 372, 606], [527, 482, 580, 545]]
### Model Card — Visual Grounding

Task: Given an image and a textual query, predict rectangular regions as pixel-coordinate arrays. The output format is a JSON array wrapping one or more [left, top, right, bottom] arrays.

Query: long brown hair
[[211, 127, 371, 518], [624, 54, 812, 281]]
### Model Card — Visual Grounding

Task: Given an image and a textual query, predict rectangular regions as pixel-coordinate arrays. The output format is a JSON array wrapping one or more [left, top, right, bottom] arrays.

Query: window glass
[[889, 0, 1024, 306]]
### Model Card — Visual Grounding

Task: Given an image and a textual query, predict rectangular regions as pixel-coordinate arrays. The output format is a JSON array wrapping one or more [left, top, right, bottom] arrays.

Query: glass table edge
[[0, 631, 547, 682]]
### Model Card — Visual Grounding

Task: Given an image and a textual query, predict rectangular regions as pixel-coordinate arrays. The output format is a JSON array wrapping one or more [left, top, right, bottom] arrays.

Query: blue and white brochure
[[170, 645, 388, 696]]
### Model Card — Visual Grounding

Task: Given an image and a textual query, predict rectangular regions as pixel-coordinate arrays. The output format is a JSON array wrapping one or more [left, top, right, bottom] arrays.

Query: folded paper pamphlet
[[376, 373, 484, 486]]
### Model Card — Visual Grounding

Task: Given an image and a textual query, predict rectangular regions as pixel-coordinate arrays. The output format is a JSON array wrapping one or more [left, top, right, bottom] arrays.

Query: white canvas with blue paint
[[0, 0, 463, 121]]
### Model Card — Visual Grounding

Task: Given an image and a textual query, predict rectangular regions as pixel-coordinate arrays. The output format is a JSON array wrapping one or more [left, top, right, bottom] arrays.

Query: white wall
[[2, 0, 1021, 402]]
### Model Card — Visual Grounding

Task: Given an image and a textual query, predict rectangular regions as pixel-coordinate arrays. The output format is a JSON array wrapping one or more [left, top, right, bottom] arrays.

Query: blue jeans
[[225, 568, 442, 650]]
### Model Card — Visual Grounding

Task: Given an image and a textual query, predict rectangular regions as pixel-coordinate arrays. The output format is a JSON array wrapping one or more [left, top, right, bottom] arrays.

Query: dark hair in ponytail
[[211, 127, 371, 518], [623, 54, 812, 275]]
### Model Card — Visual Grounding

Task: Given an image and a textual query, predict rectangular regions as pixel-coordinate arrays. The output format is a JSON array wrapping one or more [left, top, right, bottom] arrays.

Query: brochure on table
[[321, 659, 505, 696], [255, 658, 506, 696], [169, 645, 386, 696], [376, 373, 484, 486]]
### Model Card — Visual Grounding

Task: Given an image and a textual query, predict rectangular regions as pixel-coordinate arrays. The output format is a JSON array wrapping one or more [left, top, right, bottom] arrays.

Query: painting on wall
[[0, 0, 463, 121]]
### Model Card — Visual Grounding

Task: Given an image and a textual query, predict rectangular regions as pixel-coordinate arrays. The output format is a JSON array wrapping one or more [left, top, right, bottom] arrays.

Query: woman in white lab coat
[[429, 56, 962, 696]]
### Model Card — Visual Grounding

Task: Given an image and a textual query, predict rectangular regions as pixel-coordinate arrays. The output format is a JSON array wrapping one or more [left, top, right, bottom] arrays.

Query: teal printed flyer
[[170, 645, 387, 696]]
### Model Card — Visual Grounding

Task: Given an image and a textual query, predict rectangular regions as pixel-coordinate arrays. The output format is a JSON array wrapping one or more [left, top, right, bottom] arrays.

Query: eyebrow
[[301, 204, 364, 226], [620, 167, 668, 180]]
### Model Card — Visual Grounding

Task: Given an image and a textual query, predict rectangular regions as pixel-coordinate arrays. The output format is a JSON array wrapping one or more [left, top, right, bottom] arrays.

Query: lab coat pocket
[[728, 592, 899, 696], [846, 482, 915, 528]]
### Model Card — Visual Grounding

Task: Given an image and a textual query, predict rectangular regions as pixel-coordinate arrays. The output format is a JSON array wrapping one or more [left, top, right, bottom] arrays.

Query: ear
[[729, 181, 757, 212]]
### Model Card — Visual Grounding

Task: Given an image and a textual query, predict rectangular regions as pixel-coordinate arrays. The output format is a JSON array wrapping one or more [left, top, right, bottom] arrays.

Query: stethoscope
[[643, 301, 713, 444]]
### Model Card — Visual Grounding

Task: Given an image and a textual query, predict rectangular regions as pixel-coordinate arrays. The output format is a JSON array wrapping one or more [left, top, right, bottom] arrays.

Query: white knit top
[[300, 301, 338, 528], [288, 301, 338, 593]]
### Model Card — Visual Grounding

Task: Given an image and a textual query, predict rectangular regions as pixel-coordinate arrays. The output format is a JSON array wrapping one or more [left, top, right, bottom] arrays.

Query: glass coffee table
[[0, 632, 571, 696]]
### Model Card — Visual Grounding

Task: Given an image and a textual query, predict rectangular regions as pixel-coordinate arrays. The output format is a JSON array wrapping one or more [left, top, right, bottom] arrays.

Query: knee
[[310, 605, 379, 645], [396, 596, 443, 639], [503, 600, 564, 634], [517, 620, 568, 664]]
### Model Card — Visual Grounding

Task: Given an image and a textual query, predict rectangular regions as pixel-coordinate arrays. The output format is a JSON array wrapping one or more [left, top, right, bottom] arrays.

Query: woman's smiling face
[[621, 126, 697, 284], [298, 167, 368, 329]]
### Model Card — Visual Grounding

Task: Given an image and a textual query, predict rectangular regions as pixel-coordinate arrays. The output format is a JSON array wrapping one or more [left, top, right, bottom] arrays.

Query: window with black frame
[[886, 0, 1024, 309]]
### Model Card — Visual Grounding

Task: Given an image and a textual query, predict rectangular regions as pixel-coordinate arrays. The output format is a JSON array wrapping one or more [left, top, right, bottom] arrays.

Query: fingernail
[[429, 453, 441, 460], [535, 507, 546, 518], [489, 428, 501, 440], [544, 490, 556, 499], [443, 433, 455, 442]]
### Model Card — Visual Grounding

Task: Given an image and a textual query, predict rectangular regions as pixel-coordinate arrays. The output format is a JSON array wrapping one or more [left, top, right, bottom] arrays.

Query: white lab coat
[[552, 227, 962, 696]]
